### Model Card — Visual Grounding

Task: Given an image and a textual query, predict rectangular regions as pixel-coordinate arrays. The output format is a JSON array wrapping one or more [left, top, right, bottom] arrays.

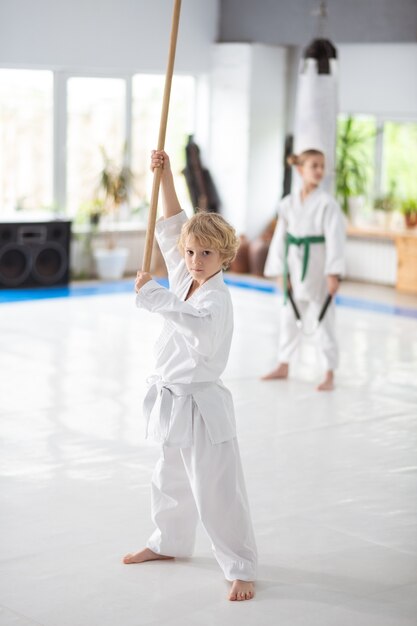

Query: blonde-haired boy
[[178, 211, 239, 270], [124, 150, 257, 601]]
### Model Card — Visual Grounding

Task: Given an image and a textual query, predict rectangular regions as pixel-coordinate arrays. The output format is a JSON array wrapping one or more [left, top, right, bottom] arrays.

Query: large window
[[0, 69, 53, 214], [0, 70, 196, 220], [336, 115, 417, 224], [382, 121, 417, 198], [66, 77, 126, 217], [336, 115, 377, 214]]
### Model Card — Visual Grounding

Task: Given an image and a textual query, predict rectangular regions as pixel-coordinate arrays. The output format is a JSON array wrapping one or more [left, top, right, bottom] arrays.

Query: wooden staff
[[142, 0, 182, 272]]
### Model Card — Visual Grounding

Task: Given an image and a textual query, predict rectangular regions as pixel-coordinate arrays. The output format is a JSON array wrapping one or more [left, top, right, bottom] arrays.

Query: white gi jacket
[[136, 211, 236, 447], [264, 188, 345, 301]]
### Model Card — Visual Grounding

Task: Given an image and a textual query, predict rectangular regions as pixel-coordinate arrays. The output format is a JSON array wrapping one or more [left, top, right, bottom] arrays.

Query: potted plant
[[72, 198, 106, 279], [336, 116, 376, 221], [400, 198, 417, 228], [92, 145, 133, 280], [373, 194, 397, 229]]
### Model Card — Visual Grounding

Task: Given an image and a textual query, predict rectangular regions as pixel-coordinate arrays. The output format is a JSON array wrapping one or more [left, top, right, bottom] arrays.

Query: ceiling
[[218, 0, 417, 45]]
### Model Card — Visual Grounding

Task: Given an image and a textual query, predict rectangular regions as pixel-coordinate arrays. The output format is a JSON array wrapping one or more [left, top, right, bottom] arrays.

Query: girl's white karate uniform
[[264, 188, 345, 370], [136, 211, 257, 582]]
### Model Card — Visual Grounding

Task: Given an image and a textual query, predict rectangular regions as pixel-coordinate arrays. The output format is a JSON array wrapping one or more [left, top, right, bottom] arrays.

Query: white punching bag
[[293, 38, 338, 193]]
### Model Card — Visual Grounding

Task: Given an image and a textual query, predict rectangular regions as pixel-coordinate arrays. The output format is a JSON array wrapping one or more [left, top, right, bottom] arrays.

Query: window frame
[[338, 111, 417, 208], [0, 66, 54, 213], [0, 65, 197, 218]]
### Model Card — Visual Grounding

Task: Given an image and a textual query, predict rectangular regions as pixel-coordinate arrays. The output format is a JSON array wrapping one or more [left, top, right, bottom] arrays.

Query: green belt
[[283, 232, 325, 303]]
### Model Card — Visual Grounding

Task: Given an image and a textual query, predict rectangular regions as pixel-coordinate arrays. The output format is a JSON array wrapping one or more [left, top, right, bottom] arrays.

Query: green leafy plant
[[400, 197, 417, 228], [400, 198, 417, 215], [77, 198, 106, 226], [373, 195, 398, 213], [336, 116, 376, 216]]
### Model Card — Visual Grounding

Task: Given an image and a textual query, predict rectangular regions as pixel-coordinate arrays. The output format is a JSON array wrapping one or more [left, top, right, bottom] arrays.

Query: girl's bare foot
[[261, 362, 289, 380], [229, 580, 255, 601], [317, 370, 334, 391], [123, 547, 174, 564]]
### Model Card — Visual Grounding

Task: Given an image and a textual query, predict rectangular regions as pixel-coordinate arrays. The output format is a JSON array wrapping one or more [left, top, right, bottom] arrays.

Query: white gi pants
[[146, 407, 258, 582], [279, 297, 338, 370]]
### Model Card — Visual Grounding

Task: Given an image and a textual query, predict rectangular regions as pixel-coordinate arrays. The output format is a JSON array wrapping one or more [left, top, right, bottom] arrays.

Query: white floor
[[1, 280, 416, 626]]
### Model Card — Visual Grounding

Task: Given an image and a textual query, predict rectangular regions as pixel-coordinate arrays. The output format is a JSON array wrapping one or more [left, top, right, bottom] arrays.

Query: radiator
[[346, 238, 396, 285]]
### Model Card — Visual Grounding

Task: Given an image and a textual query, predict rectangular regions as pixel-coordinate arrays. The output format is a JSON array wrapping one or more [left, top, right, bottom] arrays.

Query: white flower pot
[[93, 247, 129, 280], [348, 196, 366, 226]]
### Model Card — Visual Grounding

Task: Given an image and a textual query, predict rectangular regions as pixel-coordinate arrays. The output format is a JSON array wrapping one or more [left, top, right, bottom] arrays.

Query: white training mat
[[0, 280, 416, 626]]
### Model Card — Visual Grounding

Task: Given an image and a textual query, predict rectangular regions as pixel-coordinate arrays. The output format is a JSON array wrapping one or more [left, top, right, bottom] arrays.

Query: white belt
[[143, 375, 215, 444]]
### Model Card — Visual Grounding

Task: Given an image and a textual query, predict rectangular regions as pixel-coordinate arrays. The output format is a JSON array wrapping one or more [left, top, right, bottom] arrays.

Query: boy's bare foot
[[317, 370, 334, 391], [123, 548, 174, 564], [229, 580, 255, 601], [261, 362, 289, 380]]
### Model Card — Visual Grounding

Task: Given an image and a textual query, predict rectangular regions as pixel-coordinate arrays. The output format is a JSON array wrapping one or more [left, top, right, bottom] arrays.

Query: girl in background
[[262, 149, 345, 391]]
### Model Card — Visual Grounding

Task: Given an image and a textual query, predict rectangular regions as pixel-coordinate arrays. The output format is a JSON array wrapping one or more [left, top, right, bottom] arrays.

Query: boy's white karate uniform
[[264, 188, 345, 370], [136, 211, 257, 582]]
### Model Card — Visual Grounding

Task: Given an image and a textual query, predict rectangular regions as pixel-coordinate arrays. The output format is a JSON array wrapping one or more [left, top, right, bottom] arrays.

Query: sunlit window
[[382, 121, 417, 198], [132, 74, 195, 215], [66, 77, 125, 216], [337, 115, 417, 227], [0, 69, 53, 214], [336, 115, 377, 214]]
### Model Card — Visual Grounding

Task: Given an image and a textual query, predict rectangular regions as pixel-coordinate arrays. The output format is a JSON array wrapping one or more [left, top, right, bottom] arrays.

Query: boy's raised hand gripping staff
[[142, 0, 182, 273], [135, 272, 152, 292]]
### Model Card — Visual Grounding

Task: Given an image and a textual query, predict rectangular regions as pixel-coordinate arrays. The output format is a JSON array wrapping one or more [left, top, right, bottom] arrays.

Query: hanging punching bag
[[293, 38, 338, 193]]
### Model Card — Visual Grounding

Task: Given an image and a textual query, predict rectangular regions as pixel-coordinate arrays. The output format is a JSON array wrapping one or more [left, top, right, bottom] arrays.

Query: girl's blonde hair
[[178, 211, 239, 269], [287, 149, 325, 167]]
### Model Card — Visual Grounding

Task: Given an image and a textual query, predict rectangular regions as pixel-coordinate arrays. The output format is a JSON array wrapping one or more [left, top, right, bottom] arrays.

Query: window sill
[[347, 225, 417, 241], [72, 220, 147, 235]]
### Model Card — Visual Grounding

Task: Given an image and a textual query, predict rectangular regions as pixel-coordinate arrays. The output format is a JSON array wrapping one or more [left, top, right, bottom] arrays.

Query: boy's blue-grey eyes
[[186, 250, 211, 256]]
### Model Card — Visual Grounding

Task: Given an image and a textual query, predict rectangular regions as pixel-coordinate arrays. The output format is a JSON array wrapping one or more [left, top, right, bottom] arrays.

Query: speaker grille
[[0, 244, 32, 287], [0, 220, 71, 289], [32, 244, 67, 284]]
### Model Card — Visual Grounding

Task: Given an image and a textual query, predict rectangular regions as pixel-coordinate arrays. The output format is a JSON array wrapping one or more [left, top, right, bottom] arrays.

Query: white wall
[[210, 45, 251, 235], [338, 44, 417, 117], [210, 44, 287, 238], [246, 46, 287, 238], [0, 0, 219, 74]]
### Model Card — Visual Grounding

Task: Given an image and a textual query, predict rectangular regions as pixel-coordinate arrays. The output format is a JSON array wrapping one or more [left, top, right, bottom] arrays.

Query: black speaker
[[0, 220, 71, 289]]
